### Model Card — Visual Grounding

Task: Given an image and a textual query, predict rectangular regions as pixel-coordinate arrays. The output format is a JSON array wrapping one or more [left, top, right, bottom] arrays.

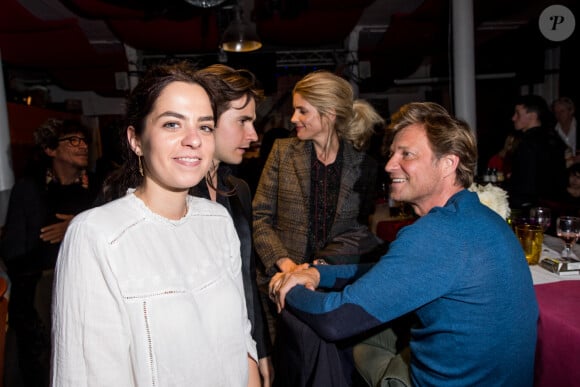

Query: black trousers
[[7, 269, 50, 387], [272, 310, 354, 387]]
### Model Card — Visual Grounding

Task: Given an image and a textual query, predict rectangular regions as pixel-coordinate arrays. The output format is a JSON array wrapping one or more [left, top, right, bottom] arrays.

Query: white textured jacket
[[51, 192, 256, 387]]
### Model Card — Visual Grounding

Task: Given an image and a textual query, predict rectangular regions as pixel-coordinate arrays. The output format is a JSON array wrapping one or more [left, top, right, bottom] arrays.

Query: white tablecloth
[[530, 234, 580, 285]]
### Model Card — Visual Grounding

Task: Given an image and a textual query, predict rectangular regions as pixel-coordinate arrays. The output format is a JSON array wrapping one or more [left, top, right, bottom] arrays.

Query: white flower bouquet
[[468, 183, 511, 220]]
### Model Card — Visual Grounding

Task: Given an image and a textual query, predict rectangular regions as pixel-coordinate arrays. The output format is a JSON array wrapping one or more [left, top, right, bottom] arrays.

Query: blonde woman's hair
[[293, 70, 384, 151]]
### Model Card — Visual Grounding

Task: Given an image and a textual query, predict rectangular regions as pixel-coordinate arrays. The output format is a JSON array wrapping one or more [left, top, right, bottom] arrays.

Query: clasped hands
[[40, 213, 74, 244], [268, 258, 320, 313]]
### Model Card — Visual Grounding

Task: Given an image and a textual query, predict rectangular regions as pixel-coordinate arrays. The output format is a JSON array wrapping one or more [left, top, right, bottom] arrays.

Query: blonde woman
[[252, 70, 385, 385], [253, 70, 385, 280]]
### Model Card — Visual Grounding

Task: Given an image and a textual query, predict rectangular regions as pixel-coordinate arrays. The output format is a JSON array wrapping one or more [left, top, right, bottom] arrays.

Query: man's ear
[[529, 110, 539, 123], [127, 126, 142, 156], [441, 154, 459, 177]]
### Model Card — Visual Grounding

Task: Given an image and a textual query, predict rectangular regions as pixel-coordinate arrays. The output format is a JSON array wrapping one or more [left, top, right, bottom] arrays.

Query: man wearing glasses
[[0, 119, 101, 387]]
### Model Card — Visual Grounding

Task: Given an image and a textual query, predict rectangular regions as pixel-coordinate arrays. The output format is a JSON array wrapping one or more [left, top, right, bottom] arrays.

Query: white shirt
[[556, 116, 578, 154], [51, 192, 256, 387]]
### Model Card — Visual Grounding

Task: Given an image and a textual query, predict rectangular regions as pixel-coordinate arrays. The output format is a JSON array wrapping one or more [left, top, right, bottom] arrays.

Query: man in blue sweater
[[270, 102, 538, 386]]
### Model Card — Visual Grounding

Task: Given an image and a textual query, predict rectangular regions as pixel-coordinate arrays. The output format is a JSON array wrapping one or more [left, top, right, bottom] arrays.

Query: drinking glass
[[556, 216, 580, 259], [515, 224, 543, 265], [529, 207, 551, 232]]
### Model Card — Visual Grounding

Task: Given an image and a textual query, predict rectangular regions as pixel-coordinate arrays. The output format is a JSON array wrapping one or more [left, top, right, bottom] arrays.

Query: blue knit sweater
[[285, 190, 538, 386]]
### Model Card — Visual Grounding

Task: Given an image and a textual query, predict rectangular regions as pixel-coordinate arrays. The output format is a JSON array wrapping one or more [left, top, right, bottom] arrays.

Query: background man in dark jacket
[[507, 94, 567, 210]]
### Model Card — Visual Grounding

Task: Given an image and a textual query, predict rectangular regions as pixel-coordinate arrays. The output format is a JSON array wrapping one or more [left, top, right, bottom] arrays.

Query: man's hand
[[276, 257, 300, 272], [40, 213, 74, 244], [269, 266, 320, 312]]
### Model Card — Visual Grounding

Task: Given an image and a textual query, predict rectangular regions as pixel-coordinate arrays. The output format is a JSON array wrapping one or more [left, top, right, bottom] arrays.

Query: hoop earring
[[138, 156, 144, 177]]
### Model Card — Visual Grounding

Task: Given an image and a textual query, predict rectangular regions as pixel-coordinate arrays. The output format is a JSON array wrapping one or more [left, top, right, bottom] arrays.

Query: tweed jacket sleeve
[[253, 138, 312, 276]]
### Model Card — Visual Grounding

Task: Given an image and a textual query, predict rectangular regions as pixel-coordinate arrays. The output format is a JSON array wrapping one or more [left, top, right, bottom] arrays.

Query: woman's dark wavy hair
[[98, 61, 218, 203]]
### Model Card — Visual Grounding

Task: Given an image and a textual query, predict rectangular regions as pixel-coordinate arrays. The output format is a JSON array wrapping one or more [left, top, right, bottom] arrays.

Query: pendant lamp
[[221, 5, 262, 52]]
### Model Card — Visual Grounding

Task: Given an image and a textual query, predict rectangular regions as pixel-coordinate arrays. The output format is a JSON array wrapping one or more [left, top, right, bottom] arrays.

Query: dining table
[[531, 234, 580, 387]]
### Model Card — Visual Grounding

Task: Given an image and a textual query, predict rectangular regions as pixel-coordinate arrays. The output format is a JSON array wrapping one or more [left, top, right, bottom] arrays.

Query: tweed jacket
[[253, 137, 379, 280]]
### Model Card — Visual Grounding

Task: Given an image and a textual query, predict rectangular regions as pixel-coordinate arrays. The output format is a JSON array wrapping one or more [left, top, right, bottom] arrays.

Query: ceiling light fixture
[[183, 0, 227, 8], [221, 5, 262, 53]]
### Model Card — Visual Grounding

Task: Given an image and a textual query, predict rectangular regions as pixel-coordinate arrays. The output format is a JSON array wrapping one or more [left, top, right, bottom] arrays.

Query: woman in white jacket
[[51, 62, 259, 387]]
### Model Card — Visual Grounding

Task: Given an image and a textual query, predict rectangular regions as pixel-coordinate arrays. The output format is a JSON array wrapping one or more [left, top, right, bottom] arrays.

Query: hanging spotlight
[[221, 5, 262, 52], [183, 0, 227, 8]]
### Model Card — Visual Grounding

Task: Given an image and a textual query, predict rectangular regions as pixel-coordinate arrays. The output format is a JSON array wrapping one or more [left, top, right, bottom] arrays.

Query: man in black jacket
[[191, 65, 273, 386], [507, 94, 567, 209]]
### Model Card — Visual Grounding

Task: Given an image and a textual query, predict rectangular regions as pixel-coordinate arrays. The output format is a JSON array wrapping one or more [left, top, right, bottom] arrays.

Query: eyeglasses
[[58, 136, 89, 147]]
